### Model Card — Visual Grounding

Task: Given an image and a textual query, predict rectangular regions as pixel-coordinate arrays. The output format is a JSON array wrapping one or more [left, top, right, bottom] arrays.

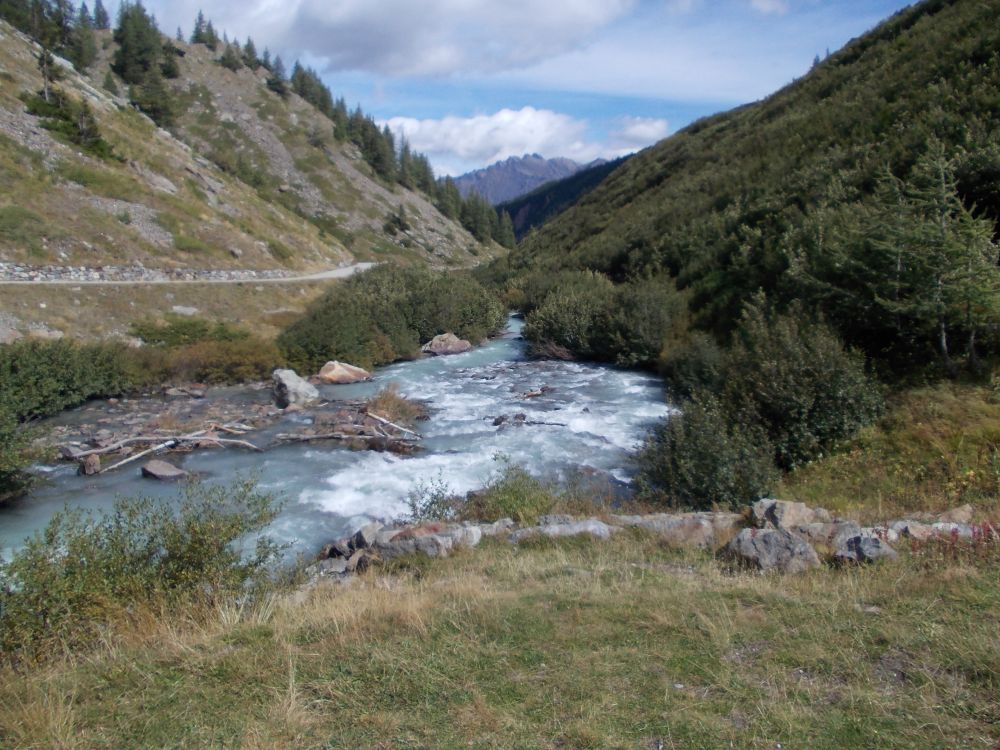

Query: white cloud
[[384, 107, 666, 176], [147, 0, 636, 77], [610, 116, 670, 149], [750, 0, 790, 14]]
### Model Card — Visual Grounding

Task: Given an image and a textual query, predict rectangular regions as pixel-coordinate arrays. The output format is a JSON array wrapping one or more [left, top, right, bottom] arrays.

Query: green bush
[[279, 265, 505, 373], [0, 339, 137, 421], [724, 301, 884, 470], [0, 407, 34, 503], [659, 330, 727, 399], [522, 271, 615, 360], [0, 479, 282, 661], [164, 338, 284, 383], [636, 393, 776, 510], [460, 460, 555, 523]]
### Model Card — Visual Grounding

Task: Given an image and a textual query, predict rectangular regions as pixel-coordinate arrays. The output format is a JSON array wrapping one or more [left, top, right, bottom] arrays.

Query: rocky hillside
[[453, 153, 603, 205], [0, 21, 487, 273]]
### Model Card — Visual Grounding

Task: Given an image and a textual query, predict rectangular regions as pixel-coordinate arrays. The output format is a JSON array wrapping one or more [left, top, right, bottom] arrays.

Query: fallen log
[[365, 411, 422, 439], [98, 439, 177, 474]]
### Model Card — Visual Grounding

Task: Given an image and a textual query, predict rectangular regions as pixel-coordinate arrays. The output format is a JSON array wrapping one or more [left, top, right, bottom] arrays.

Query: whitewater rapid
[[0, 318, 671, 557]]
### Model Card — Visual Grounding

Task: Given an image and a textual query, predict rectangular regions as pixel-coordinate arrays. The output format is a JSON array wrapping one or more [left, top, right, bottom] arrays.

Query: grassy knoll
[[1, 530, 997, 749], [779, 382, 1000, 523]]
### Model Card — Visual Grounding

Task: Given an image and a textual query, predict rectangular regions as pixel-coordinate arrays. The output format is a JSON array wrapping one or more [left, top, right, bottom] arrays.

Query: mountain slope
[[0, 22, 485, 273], [496, 156, 629, 240], [453, 154, 601, 205], [511, 0, 1000, 305]]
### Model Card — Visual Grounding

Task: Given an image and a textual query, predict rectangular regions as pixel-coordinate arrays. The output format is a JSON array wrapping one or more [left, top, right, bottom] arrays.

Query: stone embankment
[[306, 499, 996, 583], [0, 262, 295, 283]]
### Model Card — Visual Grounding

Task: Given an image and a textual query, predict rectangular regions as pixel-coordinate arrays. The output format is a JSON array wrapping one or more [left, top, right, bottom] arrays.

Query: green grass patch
[[1, 532, 997, 748], [780, 382, 1000, 521], [0, 205, 46, 251], [55, 161, 137, 200], [174, 234, 214, 254]]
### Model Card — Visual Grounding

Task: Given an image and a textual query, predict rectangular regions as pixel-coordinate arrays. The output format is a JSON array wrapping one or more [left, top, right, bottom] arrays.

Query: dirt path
[[0, 262, 376, 286]]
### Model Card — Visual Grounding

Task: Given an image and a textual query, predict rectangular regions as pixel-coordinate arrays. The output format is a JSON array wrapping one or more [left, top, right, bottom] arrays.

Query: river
[[0, 318, 671, 559]]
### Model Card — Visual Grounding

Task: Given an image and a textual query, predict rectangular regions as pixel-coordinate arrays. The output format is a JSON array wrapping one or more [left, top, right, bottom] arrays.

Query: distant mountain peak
[[454, 154, 593, 205]]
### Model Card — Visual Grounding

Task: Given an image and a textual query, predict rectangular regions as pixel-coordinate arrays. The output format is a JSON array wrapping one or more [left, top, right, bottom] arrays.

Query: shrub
[[278, 264, 505, 373], [522, 271, 616, 360], [659, 330, 727, 400], [164, 338, 284, 384], [0, 407, 34, 503], [606, 278, 689, 368], [636, 393, 776, 510], [0, 479, 283, 661], [725, 301, 884, 469], [0, 339, 137, 421], [365, 383, 428, 427], [460, 460, 556, 523]]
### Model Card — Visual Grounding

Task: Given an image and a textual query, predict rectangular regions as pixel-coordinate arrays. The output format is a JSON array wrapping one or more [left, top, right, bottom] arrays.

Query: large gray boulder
[[752, 499, 832, 529], [272, 368, 319, 408], [724, 528, 821, 574], [422, 332, 473, 356], [834, 535, 899, 564]]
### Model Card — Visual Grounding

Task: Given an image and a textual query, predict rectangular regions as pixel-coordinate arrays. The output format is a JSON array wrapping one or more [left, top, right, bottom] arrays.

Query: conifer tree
[[92, 0, 108, 29], [242, 37, 258, 68], [70, 4, 98, 70], [190, 10, 205, 43], [496, 210, 517, 248], [218, 43, 242, 71], [266, 55, 288, 97]]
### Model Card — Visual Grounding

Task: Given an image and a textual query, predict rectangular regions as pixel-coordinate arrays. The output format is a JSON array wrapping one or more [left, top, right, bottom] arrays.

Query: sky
[[140, 0, 914, 176]]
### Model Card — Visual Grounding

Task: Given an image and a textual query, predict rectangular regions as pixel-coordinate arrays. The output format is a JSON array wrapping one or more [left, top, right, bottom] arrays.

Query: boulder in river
[[141, 459, 189, 482], [316, 361, 372, 384], [272, 368, 319, 408], [78, 454, 101, 476], [422, 332, 472, 356]]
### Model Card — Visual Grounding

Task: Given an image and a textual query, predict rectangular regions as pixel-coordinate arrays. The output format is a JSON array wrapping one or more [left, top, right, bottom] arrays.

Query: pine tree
[[92, 0, 108, 29], [218, 43, 242, 72], [70, 4, 98, 70], [112, 2, 162, 85], [37, 46, 62, 103], [496, 210, 517, 248], [203, 19, 217, 50], [261, 47, 271, 71], [102, 68, 118, 95], [242, 37, 258, 68], [160, 39, 180, 78], [175, 26, 183, 42], [190, 10, 205, 43], [266, 55, 288, 97], [131, 67, 174, 127]]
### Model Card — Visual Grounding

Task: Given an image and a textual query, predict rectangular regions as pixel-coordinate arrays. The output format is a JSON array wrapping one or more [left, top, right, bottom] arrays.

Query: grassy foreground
[[1, 530, 998, 749]]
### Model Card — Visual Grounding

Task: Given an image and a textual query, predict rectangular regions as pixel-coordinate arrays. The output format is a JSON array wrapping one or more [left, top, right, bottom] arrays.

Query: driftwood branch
[[275, 432, 417, 444], [366, 411, 422, 439], [98, 439, 176, 474]]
